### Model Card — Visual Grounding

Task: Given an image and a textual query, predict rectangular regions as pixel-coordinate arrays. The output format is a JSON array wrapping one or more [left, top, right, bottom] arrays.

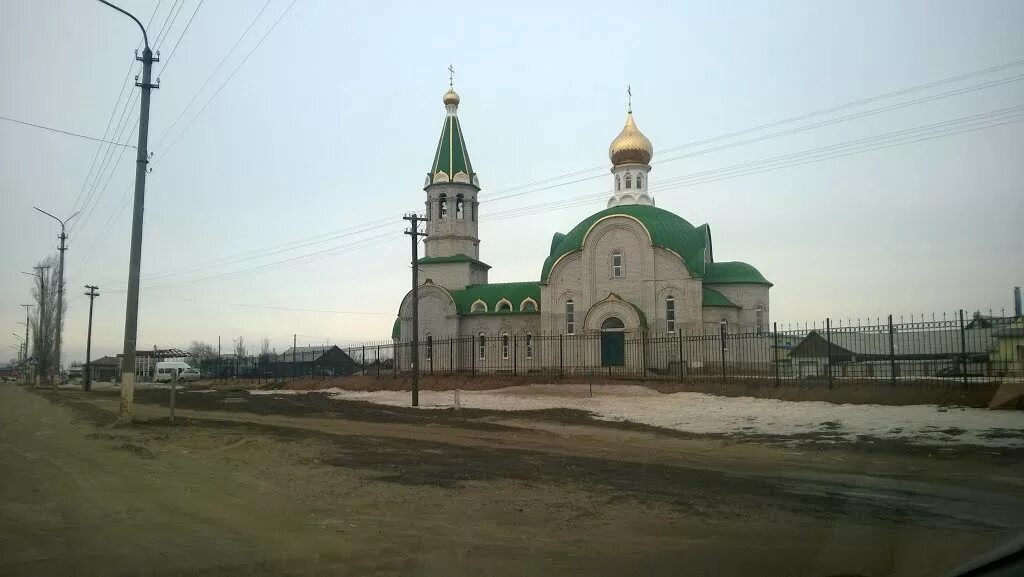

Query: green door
[[601, 331, 625, 367]]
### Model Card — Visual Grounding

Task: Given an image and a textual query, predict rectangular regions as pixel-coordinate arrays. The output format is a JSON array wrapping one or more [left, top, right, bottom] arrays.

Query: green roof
[[541, 205, 708, 282], [429, 114, 475, 180], [704, 261, 772, 286], [450, 281, 541, 315], [702, 287, 741, 308], [392, 318, 400, 339], [418, 253, 491, 269]]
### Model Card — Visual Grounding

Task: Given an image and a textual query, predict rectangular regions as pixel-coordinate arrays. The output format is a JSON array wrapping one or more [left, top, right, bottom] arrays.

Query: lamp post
[[33, 207, 79, 384], [94, 0, 158, 422], [11, 333, 24, 364]]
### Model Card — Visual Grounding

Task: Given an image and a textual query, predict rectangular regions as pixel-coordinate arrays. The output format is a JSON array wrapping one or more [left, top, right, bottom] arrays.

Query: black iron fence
[[178, 311, 1021, 385]]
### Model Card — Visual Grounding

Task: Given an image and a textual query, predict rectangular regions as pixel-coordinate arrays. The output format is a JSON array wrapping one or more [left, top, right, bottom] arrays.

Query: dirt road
[[2, 385, 1023, 576]]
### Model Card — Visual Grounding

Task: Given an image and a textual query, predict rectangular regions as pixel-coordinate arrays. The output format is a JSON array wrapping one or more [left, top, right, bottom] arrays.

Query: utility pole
[[83, 286, 99, 392], [21, 304, 32, 384], [403, 213, 428, 407], [34, 207, 80, 385], [95, 0, 159, 423]]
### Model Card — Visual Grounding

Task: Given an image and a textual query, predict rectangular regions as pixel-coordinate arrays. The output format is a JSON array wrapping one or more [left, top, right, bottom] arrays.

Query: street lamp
[[11, 333, 24, 364], [33, 207, 79, 382], [94, 0, 159, 423]]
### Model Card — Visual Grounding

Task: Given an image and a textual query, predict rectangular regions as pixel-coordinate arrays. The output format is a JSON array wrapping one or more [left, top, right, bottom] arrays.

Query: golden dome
[[443, 88, 460, 106], [608, 112, 653, 166]]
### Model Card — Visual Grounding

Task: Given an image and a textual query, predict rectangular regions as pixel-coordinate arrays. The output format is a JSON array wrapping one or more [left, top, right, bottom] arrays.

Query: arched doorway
[[601, 317, 625, 367]]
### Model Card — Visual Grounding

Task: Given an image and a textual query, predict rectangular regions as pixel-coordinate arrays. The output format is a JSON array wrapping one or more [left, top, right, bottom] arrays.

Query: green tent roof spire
[[427, 88, 476, 184]]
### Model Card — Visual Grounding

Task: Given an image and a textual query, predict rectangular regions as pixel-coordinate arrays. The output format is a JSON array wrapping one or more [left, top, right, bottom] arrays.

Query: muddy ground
[[3, 384, 1024, 577]]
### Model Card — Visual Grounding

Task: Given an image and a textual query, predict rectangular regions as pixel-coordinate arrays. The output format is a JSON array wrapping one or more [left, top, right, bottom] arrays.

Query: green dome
[[540, 205, 708, 282], [704, 261, 772, 286]]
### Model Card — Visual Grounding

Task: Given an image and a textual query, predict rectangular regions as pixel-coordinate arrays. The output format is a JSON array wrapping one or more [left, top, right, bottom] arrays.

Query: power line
[[155, 0, 300, 159], [156, 0, 205, 75], [0, 115, 136, 147], [149, 0, 275, 152], [480, 72, 1024, 206]]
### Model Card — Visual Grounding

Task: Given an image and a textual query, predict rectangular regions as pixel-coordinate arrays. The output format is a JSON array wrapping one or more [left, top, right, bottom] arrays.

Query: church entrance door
[[600, 317, 625, 367]]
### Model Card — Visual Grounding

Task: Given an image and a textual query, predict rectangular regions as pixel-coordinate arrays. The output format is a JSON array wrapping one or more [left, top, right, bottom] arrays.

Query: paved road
[[2, 384, 1023, 577]]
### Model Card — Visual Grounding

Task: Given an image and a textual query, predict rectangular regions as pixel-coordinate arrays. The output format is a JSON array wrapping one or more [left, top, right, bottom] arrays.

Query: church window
[[566, 299, 575, 335], [471, 300, 487, 313], [612, 251, 622, 278], [525, 333, 533, 359], [666, 295, 676, 334], [616, 176, 621, 191], [502, 333, 510, 359], [497, 299, 512, 312], [520, 298, 537, 312], [438, 194, 447, 219], [755, 306, 764, 335], [425, 334, 433, 361], [456, 194, 464, 219], [624, 173, 632, 189], [636, 173, 643, 189], [471, 202, 476, 221], [478, 333, 486, 360]]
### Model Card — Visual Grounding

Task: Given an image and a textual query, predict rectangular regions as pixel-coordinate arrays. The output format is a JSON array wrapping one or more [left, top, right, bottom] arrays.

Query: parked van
[[154, 361, 195, 383]]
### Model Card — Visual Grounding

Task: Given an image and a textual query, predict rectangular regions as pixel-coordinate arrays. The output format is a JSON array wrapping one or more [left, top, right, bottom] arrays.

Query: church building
[[394, 85, 771, 369]]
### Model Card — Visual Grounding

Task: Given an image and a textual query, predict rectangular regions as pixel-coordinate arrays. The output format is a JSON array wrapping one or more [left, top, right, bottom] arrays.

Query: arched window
[[666, 295, 676, 334], [471, 300, 487, 313], [471, 202, 476, 221], [478, 333, 486, 360], [565, 299, 575, 335], [755, 306, 764, 335], [624, 173, 632, 189], [497, 298, 512, 312], [636, 173, 643, 189], [616, 176, 621, 191], [438, 194, 447, 219], [502, 333, 510, 359], [520, 298, 537, 312], [525, 333, 533, 359], [425, 334, 433, 361], [612, 250, 622, 278], [456, 194, 464, 220]]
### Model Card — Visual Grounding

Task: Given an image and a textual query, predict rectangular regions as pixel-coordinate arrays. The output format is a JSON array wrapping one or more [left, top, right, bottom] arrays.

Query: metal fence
[[177, 311, 1021, 385]]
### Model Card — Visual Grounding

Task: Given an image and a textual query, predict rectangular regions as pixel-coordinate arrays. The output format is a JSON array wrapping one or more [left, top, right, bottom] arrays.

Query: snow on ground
[[249, 384, 1024, 449]]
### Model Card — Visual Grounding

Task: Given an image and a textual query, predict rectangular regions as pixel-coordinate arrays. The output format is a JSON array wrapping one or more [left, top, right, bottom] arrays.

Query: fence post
[[826, 318, 833, 389], [888, 314, 896, 385], [376, 345, 381, 379], [393, 343, 398, 378], [361, 345, 366, 375], [513, 335, 518, 376], [773, 322, 780, 387], [471, 336, 476, 378], [719, 323, 727, 382], [448, 337, 453, 374], [677, 332, 684, 382], [640, 331, 647, 378], [559, 334, 564, 378], [959, 309, 968, 387]]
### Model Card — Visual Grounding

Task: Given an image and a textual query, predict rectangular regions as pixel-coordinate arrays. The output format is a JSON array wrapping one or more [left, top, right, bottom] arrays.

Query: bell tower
[[419, 72, 490, 291]]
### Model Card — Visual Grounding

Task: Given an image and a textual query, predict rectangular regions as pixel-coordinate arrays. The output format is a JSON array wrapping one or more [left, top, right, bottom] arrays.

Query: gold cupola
[[608, 112, 653, 166]]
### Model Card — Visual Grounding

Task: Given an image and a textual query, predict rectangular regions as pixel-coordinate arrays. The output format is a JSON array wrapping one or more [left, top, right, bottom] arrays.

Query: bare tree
[[233, 336, 247, 359], [186, 340, 217, 367], [260, 337, 271, 357], [30, 255, 63, 384]]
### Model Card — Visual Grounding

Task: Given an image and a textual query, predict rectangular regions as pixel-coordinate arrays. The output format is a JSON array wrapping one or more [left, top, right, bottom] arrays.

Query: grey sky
[[2, 0, 1022, 364]]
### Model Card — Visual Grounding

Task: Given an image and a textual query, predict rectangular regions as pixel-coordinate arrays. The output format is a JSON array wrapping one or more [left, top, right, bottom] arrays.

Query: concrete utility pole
[[95, 0, 159, 423], [21, 304, 32, 384], [403, 213, 429, 407], [83, 286, 99, 392], [34, 207, 79, 385]]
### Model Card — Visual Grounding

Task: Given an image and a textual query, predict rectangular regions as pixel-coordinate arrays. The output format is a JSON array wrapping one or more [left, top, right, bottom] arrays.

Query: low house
[[788, 326, 997, 379], [87, 356, 121, 382], [276, 346, 359, 377], [991, 319, 1024, 376]]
